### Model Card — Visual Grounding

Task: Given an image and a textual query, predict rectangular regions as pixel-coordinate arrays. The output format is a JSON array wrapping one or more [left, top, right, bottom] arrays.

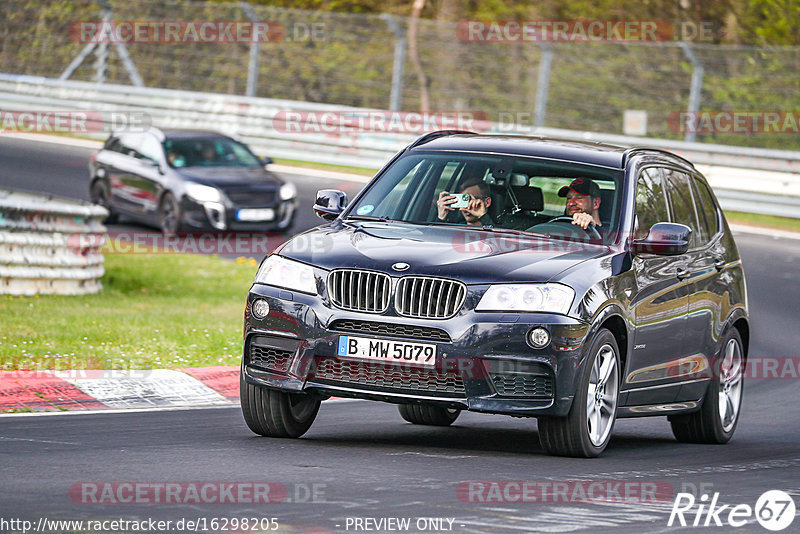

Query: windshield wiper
[[345, 214, 392, 222]]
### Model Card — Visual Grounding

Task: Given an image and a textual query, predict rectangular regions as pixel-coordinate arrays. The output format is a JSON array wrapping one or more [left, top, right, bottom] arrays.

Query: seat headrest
[[511, 186, 544, 212]]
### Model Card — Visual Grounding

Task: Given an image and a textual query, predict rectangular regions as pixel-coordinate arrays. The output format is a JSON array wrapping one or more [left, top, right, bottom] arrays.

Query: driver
[[558, 178, 602, 230]]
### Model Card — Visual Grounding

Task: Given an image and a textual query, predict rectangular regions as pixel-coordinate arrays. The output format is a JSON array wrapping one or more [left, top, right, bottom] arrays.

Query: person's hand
[[437, 191, 457, 220], [462, 196, 488, 219], [571, 212, 598, 229]]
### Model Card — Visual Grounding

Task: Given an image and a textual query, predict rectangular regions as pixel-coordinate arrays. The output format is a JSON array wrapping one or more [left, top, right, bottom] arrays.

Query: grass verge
[[273, 157, 377, 176], [0, 253, 258, 371], [724, 210, 800, 233]]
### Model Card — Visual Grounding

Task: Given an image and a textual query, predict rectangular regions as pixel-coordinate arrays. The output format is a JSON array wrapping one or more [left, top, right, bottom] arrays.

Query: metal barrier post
[[534, 43, 553, 128], [382, 14, 406, 112], [679, 41, 705, 144], [241, 2, 261, 98]]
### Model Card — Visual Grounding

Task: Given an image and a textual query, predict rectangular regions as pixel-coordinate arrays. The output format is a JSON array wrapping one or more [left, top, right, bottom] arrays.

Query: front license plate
[[336, 336, 436, 368], [236, 208, 275, 221]]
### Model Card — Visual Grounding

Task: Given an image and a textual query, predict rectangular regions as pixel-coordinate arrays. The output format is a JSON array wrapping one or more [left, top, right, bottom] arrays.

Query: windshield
[[348, 151, 624, 243], [163, 137, 261, 168]]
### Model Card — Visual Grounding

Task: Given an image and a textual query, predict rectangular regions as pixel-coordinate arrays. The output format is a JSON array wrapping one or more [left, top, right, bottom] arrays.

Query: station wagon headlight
[[279, 182, 297, 201], [254, 255, 317, 294], [185, 183, 223, 203], [476, 284, 574, 314]]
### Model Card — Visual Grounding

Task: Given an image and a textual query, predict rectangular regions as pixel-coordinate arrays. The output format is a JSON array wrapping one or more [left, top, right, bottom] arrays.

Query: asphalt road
[[2, 137, 800, 533]]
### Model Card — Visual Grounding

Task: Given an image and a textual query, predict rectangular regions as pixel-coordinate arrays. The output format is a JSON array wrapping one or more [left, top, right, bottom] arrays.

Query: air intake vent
[[394, 276, 466, 319], [328, 270, 391, 313]]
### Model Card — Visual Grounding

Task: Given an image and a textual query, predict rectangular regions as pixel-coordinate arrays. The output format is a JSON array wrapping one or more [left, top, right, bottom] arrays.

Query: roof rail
[[622, 147, 696, 169], [406, 130, 477, 150]]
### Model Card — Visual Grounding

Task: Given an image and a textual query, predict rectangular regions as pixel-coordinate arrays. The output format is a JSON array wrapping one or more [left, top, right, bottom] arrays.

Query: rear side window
[[663, 169, 700, 249], [635, 167, 669, 240], [691, 177, 719, 243]]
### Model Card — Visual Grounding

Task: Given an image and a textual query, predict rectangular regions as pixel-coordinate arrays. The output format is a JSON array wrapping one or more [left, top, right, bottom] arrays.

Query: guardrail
[[0, 189, 107, 295], [1, 72, 800, 218]]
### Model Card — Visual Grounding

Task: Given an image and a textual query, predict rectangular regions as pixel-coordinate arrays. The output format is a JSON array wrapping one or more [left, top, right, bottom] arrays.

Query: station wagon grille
[[248, 345, 292, 374], [394, 276, 466, 319], [328, 270, 391, 313], [224, 188, 276, 207], [489, 374, 554, 398]]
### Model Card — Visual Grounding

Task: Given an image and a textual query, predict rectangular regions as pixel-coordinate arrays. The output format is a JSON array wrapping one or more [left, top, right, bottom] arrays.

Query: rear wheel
[[538, 328, 620, 457], [398, 404, 461, 426], [670, 329, 744, 444], [240, 375, 320, 438], [89, 180, 118, 224]]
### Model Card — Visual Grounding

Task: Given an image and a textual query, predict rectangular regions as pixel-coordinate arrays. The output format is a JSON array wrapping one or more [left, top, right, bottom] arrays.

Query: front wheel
[[398, 404, 460, 426], [240, 375, 320, 438], [538, 328, 620, 457], [159, 193, 183, 234], [669, 329, 744, 444]]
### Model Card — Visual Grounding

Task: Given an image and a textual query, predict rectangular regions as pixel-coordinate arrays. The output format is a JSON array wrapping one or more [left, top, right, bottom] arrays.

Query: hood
[[176, 166, 282, 188], [279, 221, 609, 284]]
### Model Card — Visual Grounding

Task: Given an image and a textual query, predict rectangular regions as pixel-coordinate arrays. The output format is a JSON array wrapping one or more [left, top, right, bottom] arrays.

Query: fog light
[[527, 327, 550, 349], [251, 299, 270, 319]]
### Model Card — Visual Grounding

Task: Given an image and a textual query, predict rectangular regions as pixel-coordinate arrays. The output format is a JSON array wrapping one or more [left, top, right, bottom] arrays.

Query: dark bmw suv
[[89, 128, 297, 233], [240, 131, 748, 457]]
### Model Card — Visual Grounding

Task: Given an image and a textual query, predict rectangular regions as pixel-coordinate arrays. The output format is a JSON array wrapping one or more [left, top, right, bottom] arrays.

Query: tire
[[240, 375, 320, 438], [538, 328, 620, 457], [159, 193, 183, 234], [669, 329, 744, 444], [398, 404, 461, 426], [89, 180, 118, 224]]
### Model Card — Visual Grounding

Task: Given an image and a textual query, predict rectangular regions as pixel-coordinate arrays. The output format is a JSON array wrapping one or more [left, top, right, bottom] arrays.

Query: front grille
[[329, 319, 451, 343], [248, 345, 292, 373], [225, 188, 277, 207], [394, 276, 466, 319], [310, 356, 465, 398], [489, 374, 554, 398], [328, 270, 391, 313]]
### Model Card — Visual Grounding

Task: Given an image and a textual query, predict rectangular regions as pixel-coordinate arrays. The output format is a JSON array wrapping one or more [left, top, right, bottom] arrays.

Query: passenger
[[436, 178, 494, 226]]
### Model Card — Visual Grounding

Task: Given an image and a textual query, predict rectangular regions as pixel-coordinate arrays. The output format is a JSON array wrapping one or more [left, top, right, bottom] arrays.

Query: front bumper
[[179, 197, 297, 231], [242, 284, 591, 417]]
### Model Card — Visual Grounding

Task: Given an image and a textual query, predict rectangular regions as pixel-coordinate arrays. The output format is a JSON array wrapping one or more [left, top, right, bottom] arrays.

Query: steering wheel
[[538, 215, 602, 241]]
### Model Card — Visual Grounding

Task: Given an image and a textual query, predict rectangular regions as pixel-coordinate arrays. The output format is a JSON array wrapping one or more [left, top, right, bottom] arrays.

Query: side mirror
[[314, 189, 347, 221], [262, 156, 274, 166], [630, 222, 691, 255]]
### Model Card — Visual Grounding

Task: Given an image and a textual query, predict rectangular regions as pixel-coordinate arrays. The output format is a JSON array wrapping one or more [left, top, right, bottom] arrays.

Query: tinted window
[[692, 177, 719, 244], [163, 137, 261, 168], [635, 167, 669, 240], [117, 134, 144, 159], [349, 152, 624, 241], [663, 169, 700, 248]]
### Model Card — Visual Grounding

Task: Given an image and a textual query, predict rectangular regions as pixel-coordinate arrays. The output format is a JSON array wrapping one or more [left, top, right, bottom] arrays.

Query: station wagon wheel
[[159, 193, 183, 234], [398, 404, 461, 426], [538, 328, 620, 457], [669, 329, 744, 444], [240, 374, 321, 438], [89, 180, 118, 224]]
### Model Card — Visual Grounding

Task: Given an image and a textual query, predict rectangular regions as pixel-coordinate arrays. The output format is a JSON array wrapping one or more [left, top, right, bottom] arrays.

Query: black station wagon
[[240, 131, 749, 457]]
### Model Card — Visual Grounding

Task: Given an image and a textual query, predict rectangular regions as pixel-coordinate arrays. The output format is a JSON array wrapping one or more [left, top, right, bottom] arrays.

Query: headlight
[[254, 255, 317, 294], [279, 182, 297, 201], [185, 183, 222, 203], [476, 284, 574, 314]]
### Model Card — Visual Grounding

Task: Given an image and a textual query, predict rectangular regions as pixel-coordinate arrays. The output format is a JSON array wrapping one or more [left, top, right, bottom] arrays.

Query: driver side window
[[635, 167, 669, 240]]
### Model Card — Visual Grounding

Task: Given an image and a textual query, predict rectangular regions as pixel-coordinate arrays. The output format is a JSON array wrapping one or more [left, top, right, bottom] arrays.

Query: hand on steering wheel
[[548, 215, 602, 241]]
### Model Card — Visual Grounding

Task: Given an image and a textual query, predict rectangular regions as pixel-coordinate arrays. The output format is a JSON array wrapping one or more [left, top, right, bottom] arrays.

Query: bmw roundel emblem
[[392, 262, 410, 271]]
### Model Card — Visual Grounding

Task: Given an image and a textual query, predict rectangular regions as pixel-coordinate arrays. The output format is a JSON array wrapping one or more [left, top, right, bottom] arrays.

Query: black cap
[[558, 178, 600, 198]]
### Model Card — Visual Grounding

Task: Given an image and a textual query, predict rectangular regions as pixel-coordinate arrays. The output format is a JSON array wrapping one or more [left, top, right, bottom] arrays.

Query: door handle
[[714, 258, 725, 271], [676, 267, 689, 280]]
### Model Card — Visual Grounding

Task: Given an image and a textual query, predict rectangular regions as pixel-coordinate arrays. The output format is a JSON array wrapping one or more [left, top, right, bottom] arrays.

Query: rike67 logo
[[669, 490, 796, 531]]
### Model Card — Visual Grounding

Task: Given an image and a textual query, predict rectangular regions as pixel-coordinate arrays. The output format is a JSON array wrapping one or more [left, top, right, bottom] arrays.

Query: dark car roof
[[409, 133, 693, 170]]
